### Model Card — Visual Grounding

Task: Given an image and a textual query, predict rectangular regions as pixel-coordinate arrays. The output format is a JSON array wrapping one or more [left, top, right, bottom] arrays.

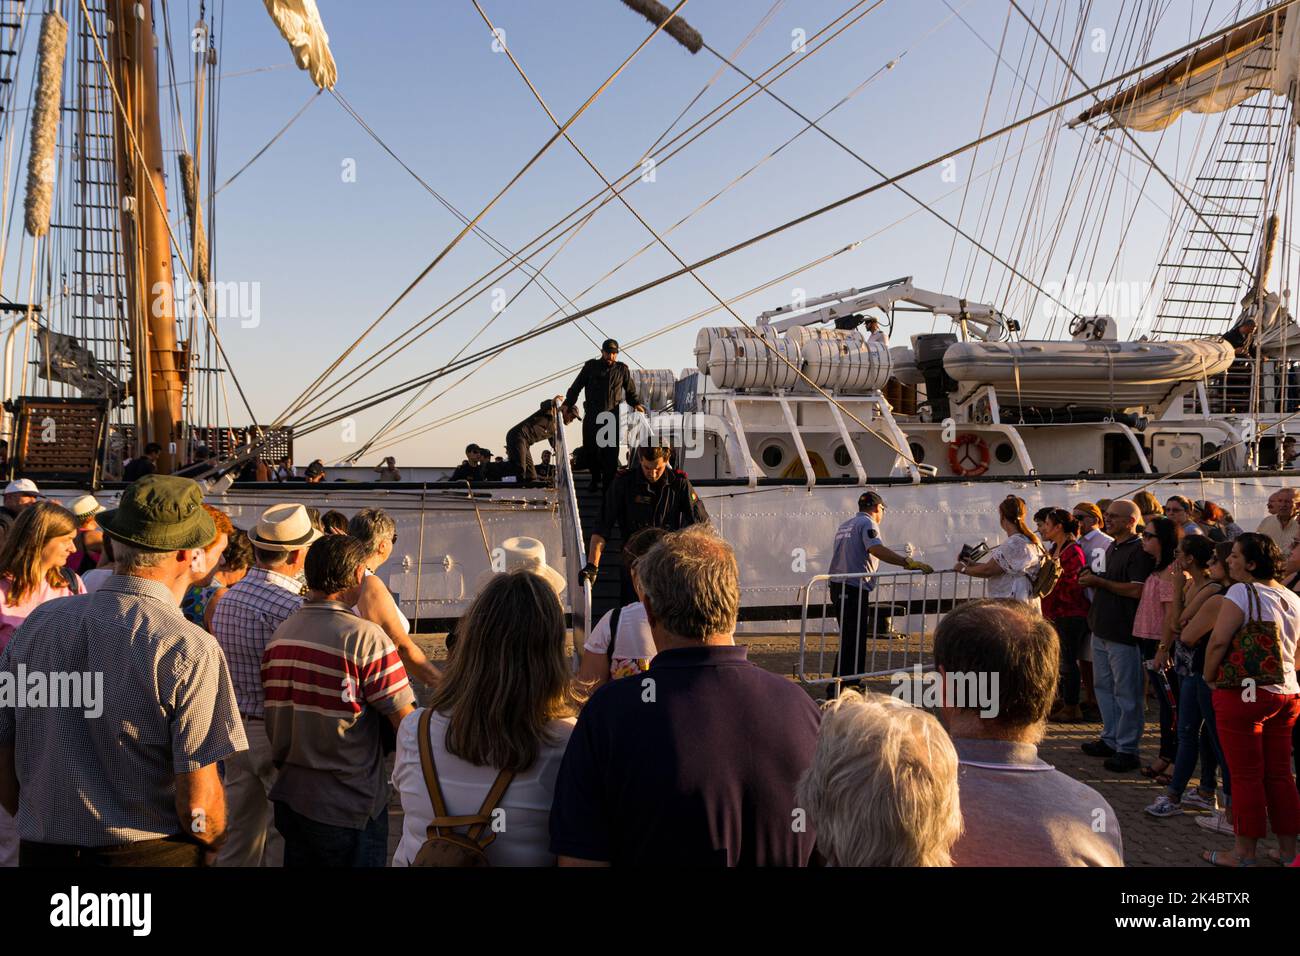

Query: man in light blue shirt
[[827, 492, 931, 690]]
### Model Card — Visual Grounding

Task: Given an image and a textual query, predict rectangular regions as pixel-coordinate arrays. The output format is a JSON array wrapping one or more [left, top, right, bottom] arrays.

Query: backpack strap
[[466, 768, 515, 848], [606, 605, 623, 666], [417, 707, 516, 846]]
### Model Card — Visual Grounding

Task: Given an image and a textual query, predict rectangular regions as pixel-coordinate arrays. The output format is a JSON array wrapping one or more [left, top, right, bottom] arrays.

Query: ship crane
[[756, 276, 1009, 342]]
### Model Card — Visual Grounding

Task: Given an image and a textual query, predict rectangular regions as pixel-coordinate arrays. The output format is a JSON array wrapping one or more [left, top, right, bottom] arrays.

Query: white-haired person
[[797, 691, 961, 867], [348, 509, 441, 688]]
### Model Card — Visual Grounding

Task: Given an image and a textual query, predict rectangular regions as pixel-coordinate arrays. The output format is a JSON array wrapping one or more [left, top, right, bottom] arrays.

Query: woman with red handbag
[[1201, 533, 1300, 867]]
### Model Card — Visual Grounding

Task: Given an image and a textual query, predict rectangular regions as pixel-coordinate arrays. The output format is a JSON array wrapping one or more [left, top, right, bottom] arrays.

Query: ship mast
[[106, 0, 183, 473]]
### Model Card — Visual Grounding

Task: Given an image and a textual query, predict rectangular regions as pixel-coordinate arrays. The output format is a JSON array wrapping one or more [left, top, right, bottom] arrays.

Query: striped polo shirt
[[262, 600, 415, 829]]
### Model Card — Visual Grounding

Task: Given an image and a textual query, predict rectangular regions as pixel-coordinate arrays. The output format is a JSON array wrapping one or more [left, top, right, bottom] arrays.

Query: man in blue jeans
[[1078, 499, 1154, 773]]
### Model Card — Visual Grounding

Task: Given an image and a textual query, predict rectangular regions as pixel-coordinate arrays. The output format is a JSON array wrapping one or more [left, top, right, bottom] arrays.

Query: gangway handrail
[[554, 404, 591, 658]]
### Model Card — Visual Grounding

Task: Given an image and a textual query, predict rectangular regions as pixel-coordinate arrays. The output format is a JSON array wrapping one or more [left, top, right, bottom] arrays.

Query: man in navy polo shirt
[[550, 528, 820, 866]]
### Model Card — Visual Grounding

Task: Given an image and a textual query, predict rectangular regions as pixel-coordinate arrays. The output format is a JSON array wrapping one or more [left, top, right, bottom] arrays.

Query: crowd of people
[[0, 469, 1297, 867], [952, 489, 1299, 866]]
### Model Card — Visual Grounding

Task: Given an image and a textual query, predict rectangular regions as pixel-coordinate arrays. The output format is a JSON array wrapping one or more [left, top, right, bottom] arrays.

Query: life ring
[[948, 433, 990, 477]]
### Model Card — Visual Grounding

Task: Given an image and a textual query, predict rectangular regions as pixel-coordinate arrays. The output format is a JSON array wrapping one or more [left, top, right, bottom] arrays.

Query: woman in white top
[[391, 569, 582, 866], [1201, 532, 1300, 867], [954, 495, 1043, 610], [348, 508, 440, 687], [578, 526, 668, 687]]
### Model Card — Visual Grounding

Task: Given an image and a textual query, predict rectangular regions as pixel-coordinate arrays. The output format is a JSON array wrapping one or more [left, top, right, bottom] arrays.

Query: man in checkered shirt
[[0, 476, 246, 867], [210, 501, 321, 867]]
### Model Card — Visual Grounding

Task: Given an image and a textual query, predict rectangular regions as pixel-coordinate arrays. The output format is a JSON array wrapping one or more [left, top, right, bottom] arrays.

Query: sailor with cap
[[561, 339, 646, 493], [827, 491, 933, 694]]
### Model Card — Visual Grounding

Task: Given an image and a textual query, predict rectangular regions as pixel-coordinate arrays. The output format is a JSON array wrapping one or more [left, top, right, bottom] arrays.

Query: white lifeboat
[[942, 338, 1235, 408]]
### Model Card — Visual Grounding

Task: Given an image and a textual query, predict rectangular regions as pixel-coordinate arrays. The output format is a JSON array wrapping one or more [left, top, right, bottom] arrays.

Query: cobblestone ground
[[398, 632, 1292, 867]]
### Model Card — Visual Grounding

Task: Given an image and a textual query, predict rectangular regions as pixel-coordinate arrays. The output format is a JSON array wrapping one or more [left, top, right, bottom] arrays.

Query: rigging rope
[[472, 0, 922, 467], [275, 0, 887, 429], [214, 89, 320, 195], [270, 0, 693, 431]]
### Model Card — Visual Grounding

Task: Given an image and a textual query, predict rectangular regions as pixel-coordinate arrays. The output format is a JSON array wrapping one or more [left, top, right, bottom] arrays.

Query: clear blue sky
[[8, 1, 1274, 465]]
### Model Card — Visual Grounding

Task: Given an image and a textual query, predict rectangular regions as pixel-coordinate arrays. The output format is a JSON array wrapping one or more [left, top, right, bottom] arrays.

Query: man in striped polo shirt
[[262, 535, 415, 867]]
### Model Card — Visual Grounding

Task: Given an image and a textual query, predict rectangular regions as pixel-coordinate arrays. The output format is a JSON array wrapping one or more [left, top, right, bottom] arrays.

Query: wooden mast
[[107, 0, 182, 472]]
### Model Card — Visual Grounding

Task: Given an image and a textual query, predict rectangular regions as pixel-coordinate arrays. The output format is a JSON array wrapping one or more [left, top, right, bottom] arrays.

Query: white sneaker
[[1195, 809, 1234, 835], [1182, 789, 1218, 811]]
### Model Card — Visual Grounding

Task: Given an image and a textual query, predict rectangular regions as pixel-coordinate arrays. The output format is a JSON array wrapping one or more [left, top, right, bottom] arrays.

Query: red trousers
[[1212, 689, 1300, 840]]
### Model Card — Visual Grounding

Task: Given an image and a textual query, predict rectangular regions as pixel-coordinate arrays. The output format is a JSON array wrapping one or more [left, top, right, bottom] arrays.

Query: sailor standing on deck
[[827, 492, 932, 694], [581, 445, 705, 602], [561, 339, 645, 493]]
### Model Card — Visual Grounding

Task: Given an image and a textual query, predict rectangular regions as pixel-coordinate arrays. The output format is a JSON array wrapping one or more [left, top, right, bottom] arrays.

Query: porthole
[[833, 444, 852, 467], [908, 442, 926, 463], [760, 443, 785, 469], [994, 442, 1014, 464]]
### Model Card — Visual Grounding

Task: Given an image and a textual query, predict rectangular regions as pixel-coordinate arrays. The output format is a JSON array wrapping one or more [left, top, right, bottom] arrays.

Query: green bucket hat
[[98, 474, 217, 552]]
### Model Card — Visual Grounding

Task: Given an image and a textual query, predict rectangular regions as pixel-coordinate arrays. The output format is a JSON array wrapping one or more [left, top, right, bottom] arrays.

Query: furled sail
[[263, 0, 337, 90], [1070, 8, 1300, 131]]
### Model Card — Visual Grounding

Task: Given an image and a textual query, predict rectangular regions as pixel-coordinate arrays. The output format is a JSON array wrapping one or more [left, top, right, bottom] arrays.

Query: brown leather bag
[[410, 708, 514, 867]]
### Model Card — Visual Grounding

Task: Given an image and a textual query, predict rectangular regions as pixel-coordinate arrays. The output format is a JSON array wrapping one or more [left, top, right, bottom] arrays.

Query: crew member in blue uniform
[[561, 339, 645, 492], [827, 491, 933, 693], [582, 445, 706, 600]]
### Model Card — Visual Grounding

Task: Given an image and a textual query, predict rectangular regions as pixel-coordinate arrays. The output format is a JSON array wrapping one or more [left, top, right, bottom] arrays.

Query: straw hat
[[68, 494, 106, 522], [247, 503, 323, 552], [494, 536, 566, 597]]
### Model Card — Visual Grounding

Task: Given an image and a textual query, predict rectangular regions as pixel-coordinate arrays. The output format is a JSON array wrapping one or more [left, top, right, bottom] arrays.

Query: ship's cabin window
[[994, 442, 1014, 464], [908, 442, 926, 463], [832, 444, 852, 467], [760, 443, 785, 469]]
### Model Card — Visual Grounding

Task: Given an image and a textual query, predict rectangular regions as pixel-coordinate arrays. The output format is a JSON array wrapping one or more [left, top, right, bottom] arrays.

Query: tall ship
[[0, 0, 1298, 644]]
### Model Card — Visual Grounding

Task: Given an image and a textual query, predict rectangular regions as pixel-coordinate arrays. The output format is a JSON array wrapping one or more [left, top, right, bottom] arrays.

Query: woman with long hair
[[1134, 516, 1186, 782], [391, 570, 583, 866], [1145, 536, 1225, 820], [0, 500, 82, 869], [1041, 509, 1089, 722], [0, 501, 82, 652], [1201, 533, 1300, 866], [955, 495, 1043, 610]]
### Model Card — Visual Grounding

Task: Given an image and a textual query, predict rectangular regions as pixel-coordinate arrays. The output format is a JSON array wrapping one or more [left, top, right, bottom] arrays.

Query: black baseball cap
[[858, 491, 884, 511], [601, 339, 619, 352]]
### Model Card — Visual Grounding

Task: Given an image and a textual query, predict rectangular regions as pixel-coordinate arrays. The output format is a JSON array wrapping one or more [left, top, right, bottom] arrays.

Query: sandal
[[1202, 850, 1256, 867], [1140, 757, 1173, 779], [1265, 849, 1297, 866]]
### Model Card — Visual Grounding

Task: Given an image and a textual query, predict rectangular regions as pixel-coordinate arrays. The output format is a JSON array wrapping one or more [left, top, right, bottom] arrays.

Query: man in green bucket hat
[[0, 475, 247, 867]]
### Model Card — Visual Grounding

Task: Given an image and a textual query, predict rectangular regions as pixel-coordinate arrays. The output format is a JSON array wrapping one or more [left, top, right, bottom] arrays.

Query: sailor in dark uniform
[[581, 445, 707, 601], [505, 396, 563, 483], [561, 338, 644, 492]]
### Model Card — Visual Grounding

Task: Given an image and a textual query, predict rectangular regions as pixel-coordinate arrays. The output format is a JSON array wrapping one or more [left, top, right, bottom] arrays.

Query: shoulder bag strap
[[606, 605, 623, 664]]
